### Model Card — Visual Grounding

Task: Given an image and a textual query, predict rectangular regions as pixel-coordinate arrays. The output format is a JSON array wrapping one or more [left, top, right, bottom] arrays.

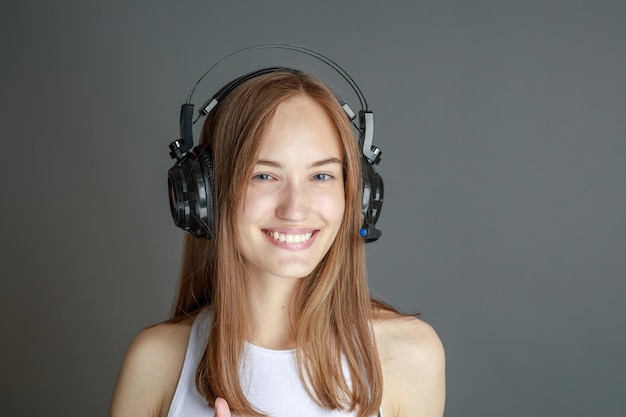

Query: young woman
[[109, 70, 445, 417]]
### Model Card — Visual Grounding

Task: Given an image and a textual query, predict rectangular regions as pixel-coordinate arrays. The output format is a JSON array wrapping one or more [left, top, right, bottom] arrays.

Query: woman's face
[[237, 95, 345, 282]]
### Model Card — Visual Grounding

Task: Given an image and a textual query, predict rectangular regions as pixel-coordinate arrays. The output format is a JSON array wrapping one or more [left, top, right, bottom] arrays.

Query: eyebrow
[[255, 157, 343, 168]]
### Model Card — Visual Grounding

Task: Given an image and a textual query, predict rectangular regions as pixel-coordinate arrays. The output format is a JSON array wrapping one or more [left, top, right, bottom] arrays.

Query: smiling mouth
[[264, 230, 314, 244]]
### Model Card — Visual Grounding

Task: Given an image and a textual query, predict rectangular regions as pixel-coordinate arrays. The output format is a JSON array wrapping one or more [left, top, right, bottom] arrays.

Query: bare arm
[[108, 321, 192, 417], [376, 316, 446, 417]]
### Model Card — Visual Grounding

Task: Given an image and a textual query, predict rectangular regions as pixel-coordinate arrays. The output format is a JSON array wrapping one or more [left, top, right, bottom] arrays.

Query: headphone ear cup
[[168, 163, 191, 231], [167, 145, 216, 238], [195, 145, 216, 237], [360, 158, 384, 242]]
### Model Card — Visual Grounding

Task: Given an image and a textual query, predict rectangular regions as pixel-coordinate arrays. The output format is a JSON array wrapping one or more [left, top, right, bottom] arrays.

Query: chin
[[272, 264, 318, 280], [252, 256, 323, 280]]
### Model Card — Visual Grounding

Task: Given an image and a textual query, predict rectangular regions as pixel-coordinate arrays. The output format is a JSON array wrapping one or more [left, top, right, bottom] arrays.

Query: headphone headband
[[199, 67, 301, 122], [186, 44, 368, 110]]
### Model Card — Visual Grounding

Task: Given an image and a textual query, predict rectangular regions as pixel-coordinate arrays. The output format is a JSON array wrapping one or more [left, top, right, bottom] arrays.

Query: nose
[[275, 181, 310, 221]]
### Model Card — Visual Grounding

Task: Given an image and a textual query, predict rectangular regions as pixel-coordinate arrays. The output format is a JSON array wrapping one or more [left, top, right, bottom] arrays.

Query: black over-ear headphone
[[167, 44, 383, 242]]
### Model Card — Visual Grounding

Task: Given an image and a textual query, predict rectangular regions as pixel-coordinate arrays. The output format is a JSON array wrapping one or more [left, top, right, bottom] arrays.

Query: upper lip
[[262, 227, 318, 234]]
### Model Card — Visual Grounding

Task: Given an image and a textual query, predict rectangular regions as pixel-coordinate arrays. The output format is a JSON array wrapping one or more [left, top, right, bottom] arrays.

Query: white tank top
[[167, 308, 382, 417]]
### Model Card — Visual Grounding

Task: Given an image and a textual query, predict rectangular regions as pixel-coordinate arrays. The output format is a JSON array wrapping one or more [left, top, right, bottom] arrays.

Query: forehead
[[257, 95, 344, 160]]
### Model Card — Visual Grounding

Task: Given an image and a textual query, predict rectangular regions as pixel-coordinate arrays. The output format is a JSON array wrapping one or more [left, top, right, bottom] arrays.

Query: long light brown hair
[[172, 71, 385, 417]]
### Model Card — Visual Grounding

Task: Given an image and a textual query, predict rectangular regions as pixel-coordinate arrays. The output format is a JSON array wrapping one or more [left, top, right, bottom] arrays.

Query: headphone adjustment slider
[[169, 139, 186, 161], [368, 146, 382, 165]]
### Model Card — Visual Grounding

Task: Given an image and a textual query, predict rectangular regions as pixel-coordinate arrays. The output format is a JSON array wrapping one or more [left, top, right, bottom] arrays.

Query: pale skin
[[109, 96, 445, 417]]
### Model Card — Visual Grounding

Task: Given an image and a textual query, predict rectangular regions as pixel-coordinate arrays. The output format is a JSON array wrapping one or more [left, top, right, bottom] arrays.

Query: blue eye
[[253, 173, 272, 181], [313, 173, 333, 181]]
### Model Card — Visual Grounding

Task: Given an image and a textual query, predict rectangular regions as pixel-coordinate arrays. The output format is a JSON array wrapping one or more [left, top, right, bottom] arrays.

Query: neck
[[245, 273, 299, 350]]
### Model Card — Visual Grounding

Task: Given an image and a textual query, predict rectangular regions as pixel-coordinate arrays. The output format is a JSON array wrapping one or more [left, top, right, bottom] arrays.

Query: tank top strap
[[168, 308, 214, 417]]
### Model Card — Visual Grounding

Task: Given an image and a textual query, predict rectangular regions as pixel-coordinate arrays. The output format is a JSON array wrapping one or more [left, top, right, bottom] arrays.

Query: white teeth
[[266, 231, 313, 244]]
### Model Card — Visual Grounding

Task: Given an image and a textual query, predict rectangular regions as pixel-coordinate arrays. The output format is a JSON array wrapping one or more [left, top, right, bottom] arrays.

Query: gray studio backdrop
[[1, 1, 625, 416]]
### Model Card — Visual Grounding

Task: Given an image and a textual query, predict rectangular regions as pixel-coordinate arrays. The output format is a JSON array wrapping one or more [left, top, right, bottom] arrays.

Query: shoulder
[[108, 317, 194, 417], [373, 314, 446, 417]]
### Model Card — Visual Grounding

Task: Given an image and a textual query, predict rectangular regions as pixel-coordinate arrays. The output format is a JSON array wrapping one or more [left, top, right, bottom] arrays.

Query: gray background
[[1, 1, 624, 416]]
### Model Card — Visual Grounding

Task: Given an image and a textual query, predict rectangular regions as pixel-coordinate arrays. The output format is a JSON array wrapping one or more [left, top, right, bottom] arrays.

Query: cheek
[[320, 191, 346, 224], [241, 192, 272, 224]]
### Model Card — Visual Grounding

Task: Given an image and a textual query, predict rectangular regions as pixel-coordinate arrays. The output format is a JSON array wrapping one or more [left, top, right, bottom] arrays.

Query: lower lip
[[263, 231, 318, 250]]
